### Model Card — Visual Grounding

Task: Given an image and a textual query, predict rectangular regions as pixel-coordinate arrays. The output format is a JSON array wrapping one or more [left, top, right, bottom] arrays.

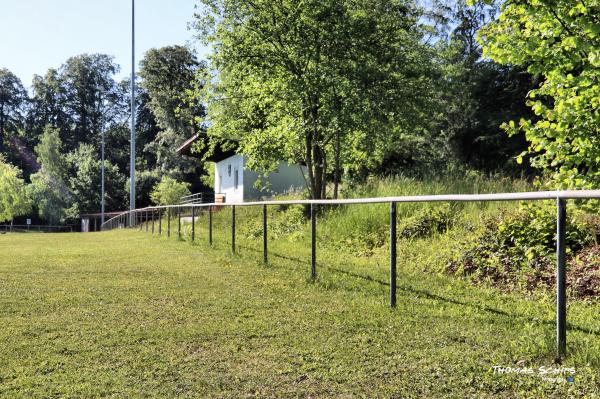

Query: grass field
[[1, 221, 600, 397]]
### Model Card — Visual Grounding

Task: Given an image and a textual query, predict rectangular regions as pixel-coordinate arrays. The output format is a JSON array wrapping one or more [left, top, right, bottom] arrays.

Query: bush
[[446, 205, 597, 294], [150, 177, 191, 206], [399, 204, 455, 239], [244, 205, 307, 241]]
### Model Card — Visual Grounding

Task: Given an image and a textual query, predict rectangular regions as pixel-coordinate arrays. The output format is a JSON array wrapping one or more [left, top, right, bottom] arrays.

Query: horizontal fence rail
[[179, 192, 216, 205], [101, 189, 600, 359]]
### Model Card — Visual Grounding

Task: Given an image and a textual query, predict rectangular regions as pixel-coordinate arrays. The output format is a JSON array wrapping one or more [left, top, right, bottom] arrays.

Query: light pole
[[101, 129, 105, 226], [130, 0, 136, 226]]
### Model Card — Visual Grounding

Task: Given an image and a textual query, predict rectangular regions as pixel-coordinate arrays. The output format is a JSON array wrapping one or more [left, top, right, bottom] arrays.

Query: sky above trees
[[0, 0, 207, 85]]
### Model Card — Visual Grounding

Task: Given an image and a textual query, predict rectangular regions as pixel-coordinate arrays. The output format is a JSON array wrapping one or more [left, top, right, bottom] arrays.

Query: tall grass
[[170, 172, 532, 269], [317, 172, 531, 256]]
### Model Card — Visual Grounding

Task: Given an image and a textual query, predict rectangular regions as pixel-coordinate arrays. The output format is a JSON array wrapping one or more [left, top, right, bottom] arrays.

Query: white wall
[[215, 155, 244, 203], [215, 155, 307, 203], [243, 161, 306, 201]]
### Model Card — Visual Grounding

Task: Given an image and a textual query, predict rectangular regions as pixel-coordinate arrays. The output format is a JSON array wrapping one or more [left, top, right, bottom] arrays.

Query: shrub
[[244, 205, 307, 241], [150, 177, 191, 206], [399, 204, 455, 239], [446, 205, 596, 293]]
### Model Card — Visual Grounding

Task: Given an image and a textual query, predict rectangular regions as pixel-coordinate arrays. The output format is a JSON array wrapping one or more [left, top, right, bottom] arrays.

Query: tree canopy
[[0, 155, 31, 223], [478, 0, 600, 188], [194, 0, 439, 198], [0, 1, 565, 224], [0, 68, 27, 162], [150, 176, 191, 205]]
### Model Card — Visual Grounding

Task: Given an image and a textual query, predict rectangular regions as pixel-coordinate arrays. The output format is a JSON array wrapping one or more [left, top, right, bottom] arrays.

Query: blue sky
[[0, 0, 209, 87]]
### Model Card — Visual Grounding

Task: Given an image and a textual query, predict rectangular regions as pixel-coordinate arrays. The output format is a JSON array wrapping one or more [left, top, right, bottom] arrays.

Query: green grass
[[1, 221, 600, 397]]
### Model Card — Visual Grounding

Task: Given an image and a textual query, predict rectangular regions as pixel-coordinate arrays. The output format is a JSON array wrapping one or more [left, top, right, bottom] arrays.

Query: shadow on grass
[[149, 232, 600, 340], [234, 242, 600, 339]]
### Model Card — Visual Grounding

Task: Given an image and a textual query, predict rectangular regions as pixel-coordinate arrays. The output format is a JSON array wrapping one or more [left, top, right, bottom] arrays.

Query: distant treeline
[[0, 46, 206, 224]]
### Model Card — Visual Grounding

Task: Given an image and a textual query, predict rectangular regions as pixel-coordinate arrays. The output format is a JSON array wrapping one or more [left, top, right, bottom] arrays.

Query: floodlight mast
[[101, 130, 105, 226], [129, 0, 136, 226]]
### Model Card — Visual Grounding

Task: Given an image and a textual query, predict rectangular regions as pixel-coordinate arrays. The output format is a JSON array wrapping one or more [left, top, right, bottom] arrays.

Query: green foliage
[[27, 126, 71, 224], [199, 162, 214, 190], [34, 126, 68, 180], [28, 172, 69, 225], [28, 54, 127, 153], [399, 204, 455, 239], [478, 0, 600, 188], [0, 68, 27, 157], [25, 55, 133, 215], [150, 176, 191, 205], [423, 1, 535, 173], [66, 144, 126, 217], [318, 172, 528, 256], [447, 206, 595, 289], [132, 170, 161, 209], [0, 156, 31, 222], [139, 46, 207, 185], [194, 0, 438, 198]]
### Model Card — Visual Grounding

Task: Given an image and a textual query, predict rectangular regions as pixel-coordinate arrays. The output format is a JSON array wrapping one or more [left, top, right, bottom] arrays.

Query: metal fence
[[179, 192, 216, 205], [0, 224, 74, 233], [101, 189, 600, 358]]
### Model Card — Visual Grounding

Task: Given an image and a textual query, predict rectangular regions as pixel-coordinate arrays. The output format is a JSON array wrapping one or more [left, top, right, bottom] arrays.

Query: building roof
[[176, 133, 238, 162]]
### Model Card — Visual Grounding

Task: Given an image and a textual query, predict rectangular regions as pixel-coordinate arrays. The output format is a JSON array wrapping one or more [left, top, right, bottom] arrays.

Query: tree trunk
[[305, 131, 316, 198], [333, 129, 341, 199], [312, 136, 323, 200], [311, 103, 326, 200], [321, 147, 327, 199]]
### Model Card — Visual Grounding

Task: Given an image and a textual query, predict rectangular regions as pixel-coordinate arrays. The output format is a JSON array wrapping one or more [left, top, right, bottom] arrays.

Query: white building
[[177, 134, 306, 203]]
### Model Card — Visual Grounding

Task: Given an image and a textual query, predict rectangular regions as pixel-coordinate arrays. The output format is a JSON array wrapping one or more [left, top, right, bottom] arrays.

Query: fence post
[[152, 210, 155, 234], [159, 209, 162, 235], [390, 202, 397, 308], [231, 205, 236, 253], [145, 210, 148, 232], [167, 208, 171, 238], [191, 206, 195, 242], [556, 198, 567, 358], [209, 206, 213, 246], [178, 207, 181, 238], [263, 204, 268, 264], [311, 203, 316, 280]]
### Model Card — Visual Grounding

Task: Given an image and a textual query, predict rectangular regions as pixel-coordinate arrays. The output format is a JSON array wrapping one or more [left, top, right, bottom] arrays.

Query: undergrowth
[[251, 173, 598, 300], [181, 172, 599, 300]]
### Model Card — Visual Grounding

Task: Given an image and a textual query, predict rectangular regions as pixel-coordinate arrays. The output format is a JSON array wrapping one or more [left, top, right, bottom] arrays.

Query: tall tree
[[59, 54, 127, 151], [0, 69, 27, 156], [195, 0, 436, 199], [0, 155, 31, 223], [139, 46, 206, 188], [27, 126, 71, 225], [426, 0, 533, 171], [66, 143, 126, 217], [27, 55, 129, 166], [27, 69, 70, 147]]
